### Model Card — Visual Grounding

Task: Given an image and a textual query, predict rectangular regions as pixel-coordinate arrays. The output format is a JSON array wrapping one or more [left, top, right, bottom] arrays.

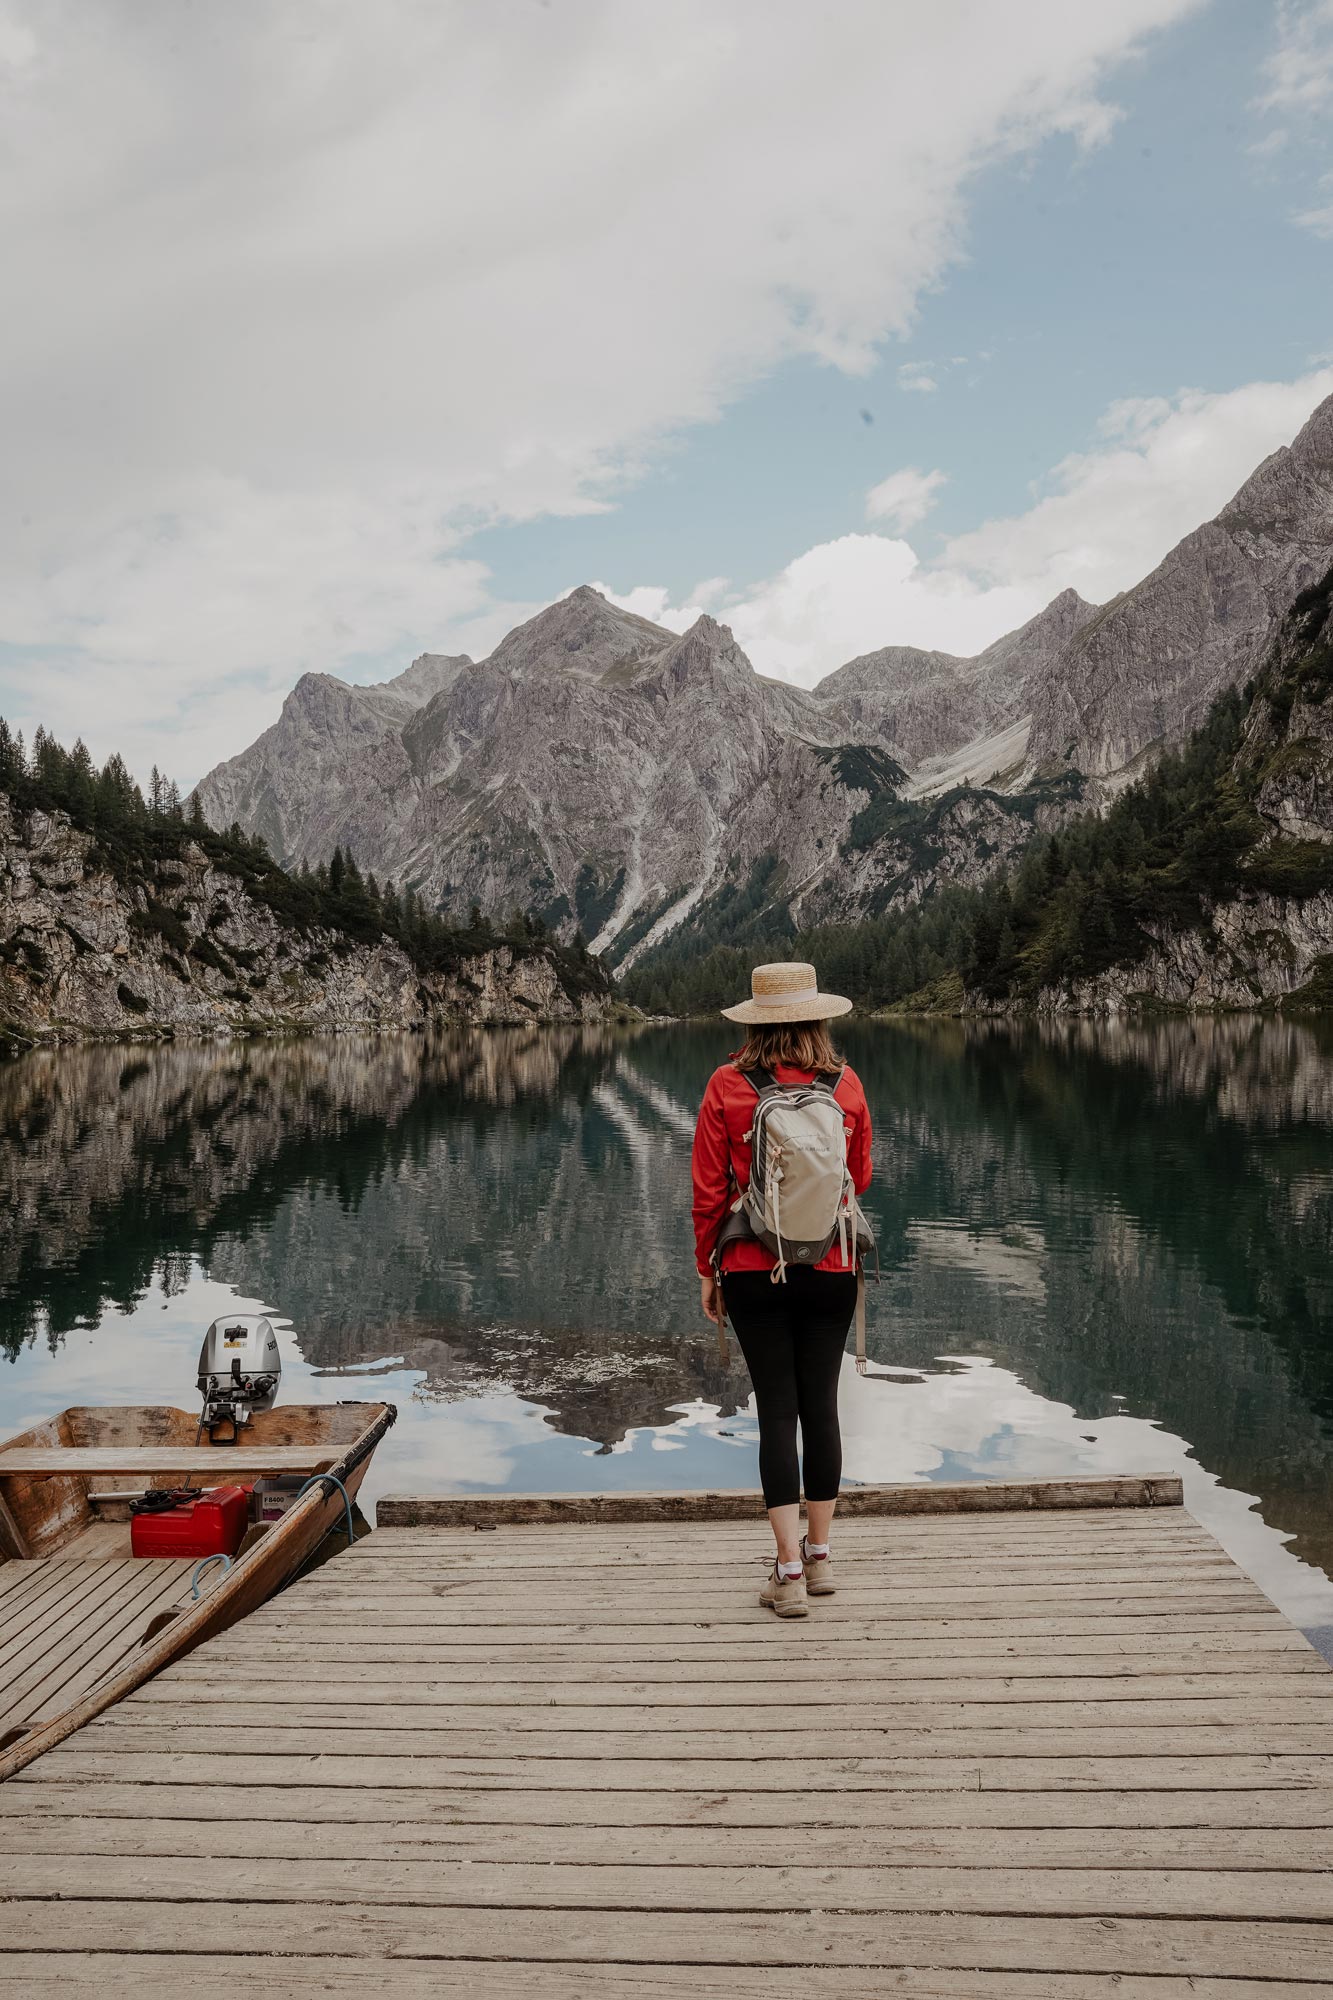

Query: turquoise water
[[3, 1018, 1332, 1640]]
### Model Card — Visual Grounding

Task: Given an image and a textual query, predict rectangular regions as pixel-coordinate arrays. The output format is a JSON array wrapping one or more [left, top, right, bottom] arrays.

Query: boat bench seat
[[0, 1446, 339, 1479]]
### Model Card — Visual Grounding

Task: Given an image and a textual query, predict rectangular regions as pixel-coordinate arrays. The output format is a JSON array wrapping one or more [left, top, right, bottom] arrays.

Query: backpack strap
[[743, 1062, 843, 1095], [740, 1064, 777, 1095]]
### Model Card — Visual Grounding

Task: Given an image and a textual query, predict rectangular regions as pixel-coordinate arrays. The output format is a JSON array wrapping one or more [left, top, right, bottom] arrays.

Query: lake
[[3, 1017, 1332, 1647]]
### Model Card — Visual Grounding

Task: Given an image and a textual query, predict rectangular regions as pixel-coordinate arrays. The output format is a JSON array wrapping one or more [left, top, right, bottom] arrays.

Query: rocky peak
[[971, 588, 1097, 682], [641, 615, 754, 697], [377, 652, 472, 709], [1219, 392, 1333, 539], [280, 672, 395, 744], [483, 586, 673, 684]]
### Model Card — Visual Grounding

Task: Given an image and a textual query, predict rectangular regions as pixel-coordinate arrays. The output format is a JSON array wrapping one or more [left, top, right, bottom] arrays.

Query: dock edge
[[377, 1473, 1185, 1528]]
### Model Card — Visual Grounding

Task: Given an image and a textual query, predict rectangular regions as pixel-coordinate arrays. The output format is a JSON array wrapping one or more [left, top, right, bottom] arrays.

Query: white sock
[[804, 1539, 830, 1559], [776, 1558, 803, 1581]]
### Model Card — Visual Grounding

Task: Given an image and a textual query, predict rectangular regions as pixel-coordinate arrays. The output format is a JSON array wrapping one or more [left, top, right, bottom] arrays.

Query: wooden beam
[[0, 1482, 33, 1559], [377, 1475, 1185, 1528], [0, 1447, 337, 1478]]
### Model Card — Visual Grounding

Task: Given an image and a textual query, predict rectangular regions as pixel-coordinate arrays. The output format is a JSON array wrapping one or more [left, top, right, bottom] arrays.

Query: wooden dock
[[3, 1476, 1333, 1995]]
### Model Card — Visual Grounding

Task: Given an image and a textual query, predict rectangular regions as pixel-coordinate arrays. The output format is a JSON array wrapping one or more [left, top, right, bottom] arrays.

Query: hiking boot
[[801, 1537, 835, 1596], [760, 1564, 808, 1618]]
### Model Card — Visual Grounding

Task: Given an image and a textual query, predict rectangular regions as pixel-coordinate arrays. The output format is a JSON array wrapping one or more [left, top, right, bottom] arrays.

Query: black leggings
[[722, 1268, 857, 1509]]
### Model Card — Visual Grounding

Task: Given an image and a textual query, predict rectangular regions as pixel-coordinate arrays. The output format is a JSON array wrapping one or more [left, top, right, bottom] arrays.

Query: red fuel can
[[130, 1485, 250, 1561]]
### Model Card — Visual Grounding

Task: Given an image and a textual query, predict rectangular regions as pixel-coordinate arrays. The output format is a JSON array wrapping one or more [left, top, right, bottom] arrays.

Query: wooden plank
[[9, 1852, 1333, 1921], [366, 1504, 1200, 1536], [376, 1476, 1185, 1526], [343, 1532, 1233, 1560], [77, 1718, 1333, 1759], [118, 1691, 1333, 1731], [290, 1561, 1244, 1597], [182, 1614, 1301, 1650], [354, 1518, 1217, 1551], [354, 1529, 1215, 1558], [362, 1521, 1207, 1552], [1, 1956, 1329, 2000], [0, 1446, 337, 1476], [142, 1667, 1333, 1704], [342, 1546, 1233, 1575], [180, 1629, 1319, 1669], [11, 1780, 1333, 1831], [3, 1902, 1330, 1978], [262, 1577, 1280, 1609], [367, 1505, 1205, 1531], [237, 1597, 1279, 1634], [293, 1563, 1256, 1595], [34, 1748, 1333, 1790], [8, 1816, 1333, 1872]]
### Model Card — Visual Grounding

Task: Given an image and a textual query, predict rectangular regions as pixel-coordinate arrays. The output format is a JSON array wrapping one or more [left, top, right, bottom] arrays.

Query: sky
[[1, 0, 1331, 787]]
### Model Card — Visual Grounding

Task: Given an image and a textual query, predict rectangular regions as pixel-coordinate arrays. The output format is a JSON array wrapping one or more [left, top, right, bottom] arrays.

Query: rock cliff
[[1033, 573, 1333, 1014], [0, 797, 612, 1050], [1024, 392, 1333, 784]]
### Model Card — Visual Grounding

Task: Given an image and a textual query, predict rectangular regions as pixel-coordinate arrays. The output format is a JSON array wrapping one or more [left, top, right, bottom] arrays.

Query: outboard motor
[[197, 1314, 282, 1442]]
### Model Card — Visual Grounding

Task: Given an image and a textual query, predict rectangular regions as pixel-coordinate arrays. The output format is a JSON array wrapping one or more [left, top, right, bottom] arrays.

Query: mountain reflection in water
[[2, 1017, 1332, 1642]]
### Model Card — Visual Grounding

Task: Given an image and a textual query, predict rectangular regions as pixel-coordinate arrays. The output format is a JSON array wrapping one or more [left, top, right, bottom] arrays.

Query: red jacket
[[691, 1061, 873, 1277]]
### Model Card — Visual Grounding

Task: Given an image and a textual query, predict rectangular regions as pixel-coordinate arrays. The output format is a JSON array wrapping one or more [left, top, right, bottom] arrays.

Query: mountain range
[[197, 392, 1333, 968]]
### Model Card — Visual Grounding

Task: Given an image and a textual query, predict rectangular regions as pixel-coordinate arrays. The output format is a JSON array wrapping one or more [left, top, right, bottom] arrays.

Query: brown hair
[[731, 1020, 843, 1074]]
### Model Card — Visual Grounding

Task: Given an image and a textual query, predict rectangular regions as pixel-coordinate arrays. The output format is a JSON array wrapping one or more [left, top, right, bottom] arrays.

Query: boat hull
[[0, 1399, 395, 1780]]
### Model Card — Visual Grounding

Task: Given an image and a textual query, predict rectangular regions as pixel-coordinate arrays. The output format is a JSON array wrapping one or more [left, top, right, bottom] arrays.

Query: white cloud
[[601, 534, 1040, 687], [727, 536, 1040, 684], [0, 0, 1197, 781], [939, 369, 1333, 602], [1294, 184, 1333, 236], [865, 466, 949, 530], [1253, 3, 1333, 235], [585, 583, 705, 634], [897, 363, 940, 394], [1256, 0, 1333, 114], [600, 369, 1333, 686]]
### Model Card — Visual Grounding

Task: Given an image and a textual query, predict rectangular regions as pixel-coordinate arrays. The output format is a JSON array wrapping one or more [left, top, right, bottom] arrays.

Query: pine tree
[[0, 719, 20, 793], [68, 738, 96, 817]]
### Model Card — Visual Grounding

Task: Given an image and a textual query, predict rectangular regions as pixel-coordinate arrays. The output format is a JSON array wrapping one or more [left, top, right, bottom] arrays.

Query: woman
[[691, 960, 872, 1619]]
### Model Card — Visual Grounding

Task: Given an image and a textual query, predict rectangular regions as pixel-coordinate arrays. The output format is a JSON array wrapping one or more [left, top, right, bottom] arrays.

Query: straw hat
[[721, 960, 853, 1025]]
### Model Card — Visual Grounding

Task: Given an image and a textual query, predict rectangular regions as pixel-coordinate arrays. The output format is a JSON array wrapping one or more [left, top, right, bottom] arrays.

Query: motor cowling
[[197, 1315, 282, 1440]]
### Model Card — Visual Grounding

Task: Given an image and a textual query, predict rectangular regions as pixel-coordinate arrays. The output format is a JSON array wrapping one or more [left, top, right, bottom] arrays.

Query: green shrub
[[189, 935, 232, 974], [128, 901, 191, 954]]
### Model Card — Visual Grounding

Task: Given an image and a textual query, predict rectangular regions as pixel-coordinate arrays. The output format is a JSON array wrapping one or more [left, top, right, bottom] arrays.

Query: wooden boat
[[0, 1397, 395, 1780]]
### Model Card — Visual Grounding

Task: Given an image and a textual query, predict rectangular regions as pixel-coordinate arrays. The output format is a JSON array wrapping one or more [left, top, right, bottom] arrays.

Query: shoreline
[[0, 1001, 642, 1061]]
